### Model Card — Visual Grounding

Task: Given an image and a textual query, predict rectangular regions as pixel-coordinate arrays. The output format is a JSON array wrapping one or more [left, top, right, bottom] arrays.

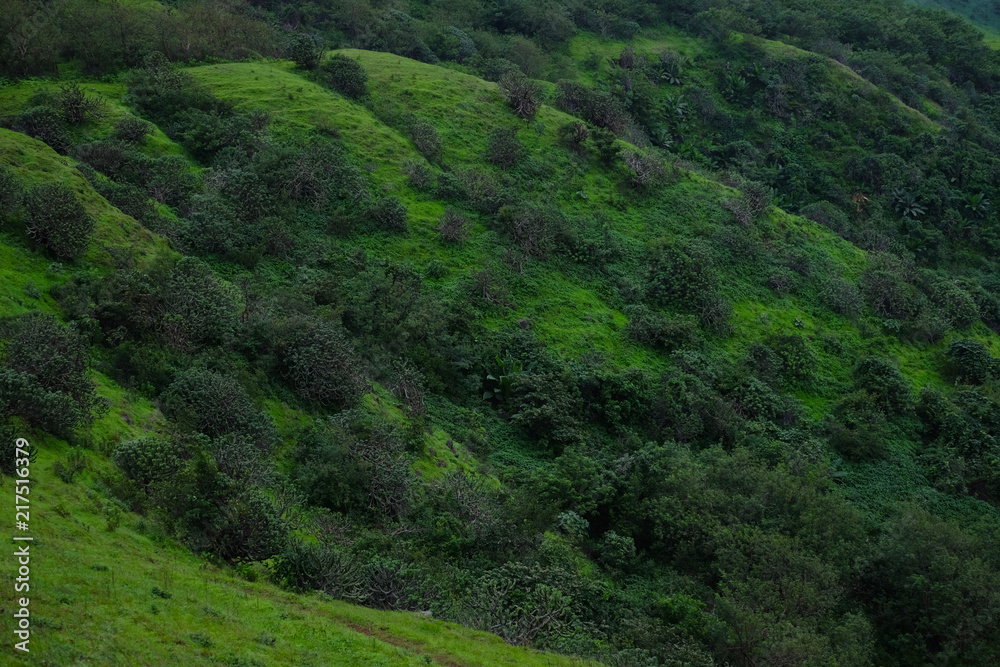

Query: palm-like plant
[[891, 188, 926, 219], [483, 353, 536, 402], [963, 192, 990, 216]]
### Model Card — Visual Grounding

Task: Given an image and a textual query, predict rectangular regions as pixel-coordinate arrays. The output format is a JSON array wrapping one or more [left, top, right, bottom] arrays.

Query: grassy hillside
[[4, 0, 1000, 664]]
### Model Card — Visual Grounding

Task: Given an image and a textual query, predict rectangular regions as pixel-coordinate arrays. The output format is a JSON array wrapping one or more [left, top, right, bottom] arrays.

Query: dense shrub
[[645, 241, 718, 313], [286, 33, 322, 70], [852, 356, 912, 414], [159, 368, 277, 450], [212, 488, 287, 562], [13, 105, 70, 153], [768, 335, 817, 384], [111, 115, 153, 145], [317, 55, 369, 98], [291, 421, 367, 512], [284, 320, 362, 409], [487, 127, 523, 170], [0, 164, 22, 220], [23, 182, 95, 259], [438, 208, 468, 243], [113, 436, 183, 487], [365, 196, 408, 233], [946, 338, 995, 385], [409, 117, 442, 162], [161, 257, 242, 349], [0, 313, 102, 436], [56, 84, 104, 125], [498, 72, 542, 120]]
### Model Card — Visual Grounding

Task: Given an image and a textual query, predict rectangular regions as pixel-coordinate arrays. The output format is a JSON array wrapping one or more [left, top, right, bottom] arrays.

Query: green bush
[[497, 72, 541, 120], [159, 368, 277, 450], [852, 356, 912, 414], [767, 335, 817, 385], [487, 127, 523, 170], [409, 117, 442, 162], [930, 279, 978, 328], [13, 105, 70, 153], [946, 338, 995, 385], [111, 115, 153, 145], [284, 320, 361, 409], [161, 257, 242, 349], [113, 436, 183, 487], [0, 313, 103, 436], [286, 33, 322, 70], [23, 182, 95, 259], [0, 164, 22, 221], [645, 241, 718, 313], [291, 422, 367, 512], [317, 54, 368, 98], [364, 196, 408, 233]]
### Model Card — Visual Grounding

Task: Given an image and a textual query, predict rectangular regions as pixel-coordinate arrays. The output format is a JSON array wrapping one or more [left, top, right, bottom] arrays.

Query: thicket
[[6, 0, 1000, 665]]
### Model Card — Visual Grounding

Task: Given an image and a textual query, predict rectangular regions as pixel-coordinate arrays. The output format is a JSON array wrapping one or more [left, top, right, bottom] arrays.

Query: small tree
[[56, 84, 104, 125], [619, 148, 667, 187], [111, 115, 153, 145], [498, 72, 541, 120], [487, 128, 523, 170], [317, 55, 368, 98], [286, 33, 322, 70], [409, 117, 442, 162], [557, 121, 589, 146], [438, 208, 468, 243], [23, 182, 95, 259]]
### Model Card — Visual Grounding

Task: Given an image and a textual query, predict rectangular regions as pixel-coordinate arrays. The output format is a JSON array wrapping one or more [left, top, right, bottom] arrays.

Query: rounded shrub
[[852, 356, 912, 414], [113, 436, 183, 487], [159, 367, 277, 451], [317, 55, 368, 98], [946, 338, 995, 385], [23, 182, 95, 259]]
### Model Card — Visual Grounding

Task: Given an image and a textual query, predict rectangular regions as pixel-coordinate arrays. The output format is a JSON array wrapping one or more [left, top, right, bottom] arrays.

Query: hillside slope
[[3, 2, 1000, 664]]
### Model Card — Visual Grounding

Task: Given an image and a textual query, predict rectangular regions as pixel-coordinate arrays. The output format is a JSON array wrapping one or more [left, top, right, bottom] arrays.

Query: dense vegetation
[[4, 0, 1000, 665]]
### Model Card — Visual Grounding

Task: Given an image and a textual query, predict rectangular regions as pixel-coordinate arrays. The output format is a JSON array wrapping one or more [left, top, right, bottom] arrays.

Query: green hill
[[3, 0, 1000, 665]]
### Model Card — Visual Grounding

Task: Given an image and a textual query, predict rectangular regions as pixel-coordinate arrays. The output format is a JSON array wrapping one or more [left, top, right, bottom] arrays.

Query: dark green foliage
[[111, 115, 153, 145], [556, 81, 628, 134], [113, 436, 183, 487], [863, 506, 1000, 666], [291, 421, 367, 512], [624, 305, 699, 351], [56, 84, 104, 125], [23, 182, 94, 259], [946, 339, 996, 385], [160, 368, 277, 451], [929, 278, 979, 328], [486, 127, 523, 170], [409, 117, 442, 162], [497, 72, 542, 120], [509, 367, 583, 450], [286, 33, 322, 70], [212, 488, 287, 562], [438, 208, 468, 243], [0, 164, 22, 221], [645, 240, 718, 314], [317, 55, 369, 98], [161, 257, 241, 349], [0, 313, 102, 437], [283, 320, 361, 409], [13, 105, 70, 153], [557, 121, 589, 145], [768, 335, 817, 385], [365, 196, 408, 233], [825, 390, 888, 460], [852, 356, 912, 414]]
